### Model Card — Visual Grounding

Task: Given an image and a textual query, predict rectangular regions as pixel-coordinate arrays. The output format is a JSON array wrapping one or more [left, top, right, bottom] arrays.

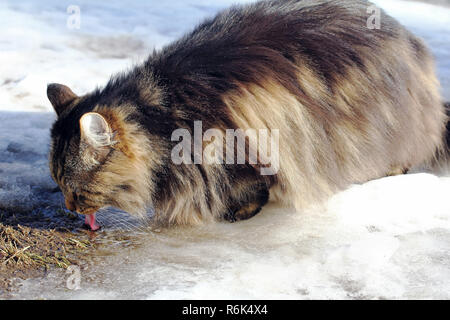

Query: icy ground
[[0, 0, 449, 299]]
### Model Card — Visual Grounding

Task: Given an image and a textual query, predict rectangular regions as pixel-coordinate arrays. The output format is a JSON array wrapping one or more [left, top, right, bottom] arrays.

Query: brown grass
[[0, 221, 93, 292]]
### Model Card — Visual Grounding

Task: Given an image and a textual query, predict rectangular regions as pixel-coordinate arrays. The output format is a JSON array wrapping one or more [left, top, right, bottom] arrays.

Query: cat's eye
[[72, 193, 87, 203]]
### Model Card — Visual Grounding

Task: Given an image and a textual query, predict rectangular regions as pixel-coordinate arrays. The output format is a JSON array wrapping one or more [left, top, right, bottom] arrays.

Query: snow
[[1, 0, 449, 299]]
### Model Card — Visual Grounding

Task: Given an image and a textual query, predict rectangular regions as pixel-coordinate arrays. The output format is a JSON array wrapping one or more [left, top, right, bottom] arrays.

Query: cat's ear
[[79, 112, 114, 148], [47, 83, 78, 116]]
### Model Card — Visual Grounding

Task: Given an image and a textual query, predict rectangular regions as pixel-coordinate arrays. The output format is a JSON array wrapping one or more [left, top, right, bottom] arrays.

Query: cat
[[47, 0, 449, 228]]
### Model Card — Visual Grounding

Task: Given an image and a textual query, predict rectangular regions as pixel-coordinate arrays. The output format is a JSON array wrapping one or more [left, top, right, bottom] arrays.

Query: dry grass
[[0, 222, 93, 292]]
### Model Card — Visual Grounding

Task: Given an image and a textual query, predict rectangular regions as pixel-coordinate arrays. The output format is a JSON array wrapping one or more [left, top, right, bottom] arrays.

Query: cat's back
[[153, 0, 406, 75]]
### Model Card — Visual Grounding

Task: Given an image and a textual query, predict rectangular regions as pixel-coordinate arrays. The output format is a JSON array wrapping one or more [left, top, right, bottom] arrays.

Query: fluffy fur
[[48, 0, 449, 225]]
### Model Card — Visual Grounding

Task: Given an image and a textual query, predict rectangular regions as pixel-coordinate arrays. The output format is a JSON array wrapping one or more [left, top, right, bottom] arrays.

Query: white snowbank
[[1, 0, 449, 299]]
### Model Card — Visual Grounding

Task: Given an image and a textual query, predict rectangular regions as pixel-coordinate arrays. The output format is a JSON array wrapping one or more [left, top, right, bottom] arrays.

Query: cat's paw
[[224, 202, 262, 223]]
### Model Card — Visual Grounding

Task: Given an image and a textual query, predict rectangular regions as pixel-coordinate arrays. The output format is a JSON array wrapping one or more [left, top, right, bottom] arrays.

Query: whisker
[[95, 208, 150, 232]]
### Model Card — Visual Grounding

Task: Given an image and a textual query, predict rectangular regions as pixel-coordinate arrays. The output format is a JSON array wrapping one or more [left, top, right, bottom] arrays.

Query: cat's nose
[[65, 198, 76, 211]]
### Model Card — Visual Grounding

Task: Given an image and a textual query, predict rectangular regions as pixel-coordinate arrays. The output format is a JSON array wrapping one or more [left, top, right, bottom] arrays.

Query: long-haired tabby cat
[[48, 0, 449, 229]]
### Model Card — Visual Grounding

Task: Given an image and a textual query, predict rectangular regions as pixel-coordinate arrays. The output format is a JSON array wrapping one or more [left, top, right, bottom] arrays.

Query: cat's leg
[[387, 166, 409, 176]]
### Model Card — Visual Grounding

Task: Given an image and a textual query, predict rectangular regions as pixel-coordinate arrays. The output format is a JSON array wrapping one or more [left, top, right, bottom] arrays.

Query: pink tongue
[[84, 213, 100, 231]]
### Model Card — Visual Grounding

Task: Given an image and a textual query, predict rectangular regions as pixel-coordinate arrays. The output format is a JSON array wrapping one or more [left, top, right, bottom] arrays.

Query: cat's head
[[47, 83, 160, 217]]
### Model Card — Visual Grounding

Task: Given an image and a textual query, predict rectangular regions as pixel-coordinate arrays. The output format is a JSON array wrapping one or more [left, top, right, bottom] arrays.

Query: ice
[[0, 112, 57, 212], [1, 0, 450, 299]]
